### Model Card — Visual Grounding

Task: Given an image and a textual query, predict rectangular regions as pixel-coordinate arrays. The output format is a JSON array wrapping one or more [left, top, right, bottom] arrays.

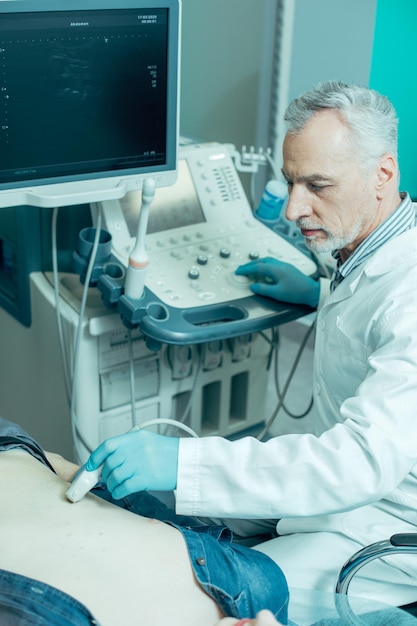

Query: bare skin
[[42, 452, 282, 626], [281, 109, 402, 263], [0, 450, 223, 626], [45, 450, 80, 481]]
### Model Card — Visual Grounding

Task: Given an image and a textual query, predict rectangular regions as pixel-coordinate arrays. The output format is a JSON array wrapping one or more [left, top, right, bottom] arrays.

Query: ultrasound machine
[[0, 0, 316, 461]]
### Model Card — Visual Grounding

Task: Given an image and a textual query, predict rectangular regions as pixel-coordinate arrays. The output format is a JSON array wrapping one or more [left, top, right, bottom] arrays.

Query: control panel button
[[188, 267, 200, 280], [198, 291, 216, 301], [197, 255, 208, 265], [219, 248, 231, 258]]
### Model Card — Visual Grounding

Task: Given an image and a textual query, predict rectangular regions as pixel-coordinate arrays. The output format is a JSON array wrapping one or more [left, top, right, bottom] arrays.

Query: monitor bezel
[[0, 0, 181, 208]]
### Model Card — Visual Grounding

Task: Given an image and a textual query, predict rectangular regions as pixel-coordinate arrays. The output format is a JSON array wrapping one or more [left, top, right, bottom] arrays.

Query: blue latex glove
[[85, 429, 179, 499], [235, 257, 320, 308]]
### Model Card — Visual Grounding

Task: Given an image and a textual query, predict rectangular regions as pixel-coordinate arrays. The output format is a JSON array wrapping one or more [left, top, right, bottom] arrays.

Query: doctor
[[86, 81, 417, 606]]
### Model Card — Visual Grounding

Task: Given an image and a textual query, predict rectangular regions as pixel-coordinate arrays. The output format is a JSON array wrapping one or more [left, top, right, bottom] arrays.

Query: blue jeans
[[0, 569, 98, 625], [0, 417, 289, 624], [91, 484, 289, 621]]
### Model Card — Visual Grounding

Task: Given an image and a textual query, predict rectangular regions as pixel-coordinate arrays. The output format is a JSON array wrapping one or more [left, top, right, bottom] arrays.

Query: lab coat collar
[[323, 221, 417, 307]]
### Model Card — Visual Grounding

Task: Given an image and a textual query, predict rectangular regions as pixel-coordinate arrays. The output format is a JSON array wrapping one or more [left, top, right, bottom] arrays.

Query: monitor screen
[[0, 0, 180, 208], [120, 159, 206, 237]]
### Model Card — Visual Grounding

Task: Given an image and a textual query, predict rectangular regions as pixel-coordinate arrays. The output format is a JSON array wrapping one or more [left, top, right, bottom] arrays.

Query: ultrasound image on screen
[[0, 9, 169, 185]]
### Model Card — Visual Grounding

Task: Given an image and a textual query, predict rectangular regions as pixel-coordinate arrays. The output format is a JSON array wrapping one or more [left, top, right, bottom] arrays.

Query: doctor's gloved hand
[[235, 257, 320, 308], [85, 429, 179, 499]]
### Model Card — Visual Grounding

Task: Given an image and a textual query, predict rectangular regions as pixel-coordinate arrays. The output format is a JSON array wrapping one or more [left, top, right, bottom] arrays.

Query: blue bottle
[[255, 180, 288, 224]]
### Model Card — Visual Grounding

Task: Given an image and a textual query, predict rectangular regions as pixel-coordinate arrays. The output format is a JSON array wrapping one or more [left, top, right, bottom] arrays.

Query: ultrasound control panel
[[100, 142, 317, 311]]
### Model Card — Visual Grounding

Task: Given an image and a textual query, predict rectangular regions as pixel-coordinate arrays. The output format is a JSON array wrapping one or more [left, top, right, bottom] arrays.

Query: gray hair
[[284, 80, 399, 169]]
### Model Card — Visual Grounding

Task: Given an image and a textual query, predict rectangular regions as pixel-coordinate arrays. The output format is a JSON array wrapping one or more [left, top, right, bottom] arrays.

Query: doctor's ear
[[375, 154, 398, 198]]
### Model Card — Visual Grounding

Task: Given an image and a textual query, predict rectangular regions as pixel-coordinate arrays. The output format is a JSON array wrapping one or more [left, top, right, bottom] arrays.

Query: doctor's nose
[[285, 186, 313, 223]]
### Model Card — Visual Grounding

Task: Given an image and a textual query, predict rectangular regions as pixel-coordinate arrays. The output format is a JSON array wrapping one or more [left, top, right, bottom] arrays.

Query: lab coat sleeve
[[175, 304, 417, 520], [175, 419, 416, 520], [317, 276, 330, 309]]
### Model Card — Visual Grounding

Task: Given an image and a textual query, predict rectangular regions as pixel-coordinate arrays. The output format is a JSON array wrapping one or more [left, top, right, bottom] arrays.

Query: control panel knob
[[248, 251, 260, 260], [197, 255, 208, 265], [219, 248, 231, 259], [188, 267, 200, 280]]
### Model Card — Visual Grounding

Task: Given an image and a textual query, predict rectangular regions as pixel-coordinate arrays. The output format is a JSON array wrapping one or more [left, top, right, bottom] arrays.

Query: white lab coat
[[176, 213, 417, 604]]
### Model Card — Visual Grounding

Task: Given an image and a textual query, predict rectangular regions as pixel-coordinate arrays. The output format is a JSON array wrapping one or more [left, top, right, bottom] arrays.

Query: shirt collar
[[332, 192, 414, 280]]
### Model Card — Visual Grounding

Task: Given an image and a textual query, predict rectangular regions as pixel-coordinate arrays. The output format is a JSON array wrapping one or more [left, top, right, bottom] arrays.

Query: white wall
[[180, 0, 378, 173], [180, 0, 269, 150], [289, 0, 377, 100], [270, 0, 377, 171]]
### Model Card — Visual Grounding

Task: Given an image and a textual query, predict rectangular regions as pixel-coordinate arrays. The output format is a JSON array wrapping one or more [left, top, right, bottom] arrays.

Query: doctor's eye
[[308, 182, 327, 193]]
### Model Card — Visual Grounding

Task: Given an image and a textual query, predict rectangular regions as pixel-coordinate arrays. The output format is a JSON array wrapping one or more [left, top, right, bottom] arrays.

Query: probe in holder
[[123, 178, 156, 300]]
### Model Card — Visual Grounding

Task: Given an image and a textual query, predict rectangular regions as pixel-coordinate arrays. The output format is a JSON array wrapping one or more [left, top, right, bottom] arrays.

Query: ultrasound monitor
[[0, 0, 181, 208]]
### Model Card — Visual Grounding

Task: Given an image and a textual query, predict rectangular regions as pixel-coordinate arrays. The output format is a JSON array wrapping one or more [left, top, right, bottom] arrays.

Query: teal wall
[[370, 0, 417, 199]]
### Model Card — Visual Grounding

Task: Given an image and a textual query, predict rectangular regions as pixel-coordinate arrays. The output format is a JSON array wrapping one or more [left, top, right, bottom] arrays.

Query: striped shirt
[[330, 192, 416, 292]]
